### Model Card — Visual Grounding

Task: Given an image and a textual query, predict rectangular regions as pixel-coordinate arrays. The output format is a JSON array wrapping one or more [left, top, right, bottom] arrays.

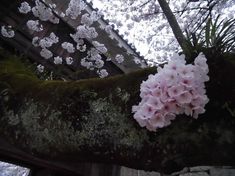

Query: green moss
[[0, 50, 157, 104], [1, 89, 149, 155], [0, 57, 37, 78], [0, 56, 41, 100]]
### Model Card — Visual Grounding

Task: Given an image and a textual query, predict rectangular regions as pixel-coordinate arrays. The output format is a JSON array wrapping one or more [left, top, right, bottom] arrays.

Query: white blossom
[[134, 57, 141, 64], [79, 0, 87, 10], [49, 3, 56, 9], [61, 42, 75, 53], [94, 59, 104, 68], [37, 64, 44, 73], [105, 25, 112, 34], [97, 69, 109, 78], [81, 58, 93, 69], [77, 39, 84, 45], [66, 57, 73, 65], [60, 12, 65, 18], [77, 44, 86, 52], [1, 25, 15, 38], [32, 0, 58, 24], [91, 11, 102, 21], [49, 16, 60, 24], [0, 161, 30, 176], [80, 48, 105, 70], [88, 48, 101, 60], [26, 20, 43, 32], [39, 32, 59, 48], [32, 36, 40, 47], [18, 2, 31, 14], [92, 41, 107, 54], [32, 0, 53, 21], [66, 0, 86, 19], [54, 56, 63, 64], [115, 54, 124, 63], [40, 48, 53, 59], [87, 27, 98, 38], [49, 32, 59, 43], [40, 38, 53, 48], [81, 13, 94, 26], [70, 25, 98, 41]]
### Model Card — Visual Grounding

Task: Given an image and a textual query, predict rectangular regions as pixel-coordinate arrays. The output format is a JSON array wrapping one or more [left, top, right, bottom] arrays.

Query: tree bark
[[0, 52, 235, 174], [157, 0, 189, 55]]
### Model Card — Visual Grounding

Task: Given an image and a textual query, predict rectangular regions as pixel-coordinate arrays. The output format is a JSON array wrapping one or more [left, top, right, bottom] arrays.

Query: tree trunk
[[157, 0, 189, 56], [0, 51, 235, 174]]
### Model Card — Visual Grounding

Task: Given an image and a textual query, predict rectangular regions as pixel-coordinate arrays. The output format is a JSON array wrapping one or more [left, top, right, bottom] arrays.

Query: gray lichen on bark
[[1, 90, 149, 156]]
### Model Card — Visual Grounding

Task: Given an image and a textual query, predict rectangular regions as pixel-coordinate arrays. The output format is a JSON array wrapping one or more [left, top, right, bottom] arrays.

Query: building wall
[[120, 166, 235, 176]]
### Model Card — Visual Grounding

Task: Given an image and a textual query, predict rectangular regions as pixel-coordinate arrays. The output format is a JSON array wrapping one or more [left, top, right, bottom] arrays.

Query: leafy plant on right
[[185, 15, 235, 55]]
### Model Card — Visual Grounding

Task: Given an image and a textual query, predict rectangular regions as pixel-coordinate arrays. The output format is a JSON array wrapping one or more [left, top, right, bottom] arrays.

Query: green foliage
[[185, 15, 235, 56], [223, 102, 235, 117], [0, 57, 36, 78], [204, 15, 235, 53], [0, 49, 61, 81]]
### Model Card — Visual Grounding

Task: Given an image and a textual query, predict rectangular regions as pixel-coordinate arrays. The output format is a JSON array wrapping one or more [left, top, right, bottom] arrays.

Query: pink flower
[[140, 104, 156, 119], [191, 95, 209, 107], [132, 105, 139, 113], [193, 107, 205, 119], [181, 77, 194, 87], [146, 123, 157, 131], [160, 91, 170, 103], [140, 87, 151, 98], [132, 52, 209, 131], [151, 87, 162, 97], [178, 64, 194, 78], [146, 96, 164, 110], [162, 101, 179, 114], [163, 69, 178, 86], [194, 53, 207, 68], [168, 85, 185, 97], [165, 61, 184, 72], [163, 113, 176, 126], [184, 104, 194, 116], [176, 91, 192, 104], [133, 112, 147, 127], [170, 53, 186, 64], [148, 113, 165, 129]]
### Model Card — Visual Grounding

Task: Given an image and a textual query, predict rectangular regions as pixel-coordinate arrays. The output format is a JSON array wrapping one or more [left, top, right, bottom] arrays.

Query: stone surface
[[179, 172, 209, 176], [209, 168, 235, 176], [120, 167, 161, 176], [171, 168, 189, 176], [190, 166, 212, 172]]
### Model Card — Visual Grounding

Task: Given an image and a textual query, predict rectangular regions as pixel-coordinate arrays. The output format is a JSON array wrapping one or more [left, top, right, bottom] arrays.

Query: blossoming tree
[[91, 0, 235, 63]]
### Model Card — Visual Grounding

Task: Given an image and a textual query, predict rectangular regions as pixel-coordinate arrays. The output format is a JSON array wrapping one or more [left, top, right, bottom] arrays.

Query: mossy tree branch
[[0, 52, 235, 174]]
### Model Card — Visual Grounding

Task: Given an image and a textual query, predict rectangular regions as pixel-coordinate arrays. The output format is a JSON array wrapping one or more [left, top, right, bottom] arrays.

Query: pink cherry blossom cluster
[[132, 53, 209, 131]]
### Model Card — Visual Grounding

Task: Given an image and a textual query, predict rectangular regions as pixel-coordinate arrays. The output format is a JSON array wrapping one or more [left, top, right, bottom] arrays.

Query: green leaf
[[205, 18, 211, 47]]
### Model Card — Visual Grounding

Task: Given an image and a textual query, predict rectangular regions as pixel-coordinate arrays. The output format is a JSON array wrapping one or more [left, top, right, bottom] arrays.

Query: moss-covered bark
[[0, 52, 235, 174]]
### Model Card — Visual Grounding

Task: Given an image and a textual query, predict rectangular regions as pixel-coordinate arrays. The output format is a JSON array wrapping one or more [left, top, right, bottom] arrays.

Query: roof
[[44, 0, 147, 71], [0, 0, 147, 80]]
